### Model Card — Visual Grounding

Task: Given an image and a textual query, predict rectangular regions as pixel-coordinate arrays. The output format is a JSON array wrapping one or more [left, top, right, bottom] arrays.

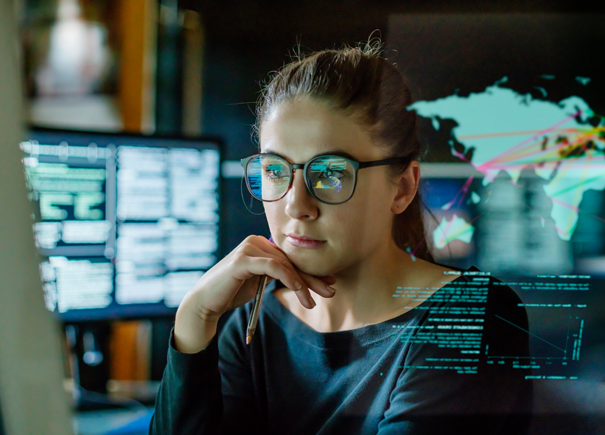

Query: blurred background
[[4, 0, 605, 434]]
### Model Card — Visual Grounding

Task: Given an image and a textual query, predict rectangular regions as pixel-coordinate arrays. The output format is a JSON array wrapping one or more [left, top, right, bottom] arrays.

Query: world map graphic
[[407, 77, 605, 251]]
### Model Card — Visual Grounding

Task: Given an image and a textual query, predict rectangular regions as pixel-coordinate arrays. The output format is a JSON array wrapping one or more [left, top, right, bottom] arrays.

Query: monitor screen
[[21, 128, 221, 321]]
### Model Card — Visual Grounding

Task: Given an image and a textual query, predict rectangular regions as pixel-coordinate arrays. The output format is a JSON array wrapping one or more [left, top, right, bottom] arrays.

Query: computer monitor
[[21, 128, 222, 322]]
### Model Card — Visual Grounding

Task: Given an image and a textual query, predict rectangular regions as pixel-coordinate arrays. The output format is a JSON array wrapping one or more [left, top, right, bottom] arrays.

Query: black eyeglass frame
[[240, 152, 412, 205]]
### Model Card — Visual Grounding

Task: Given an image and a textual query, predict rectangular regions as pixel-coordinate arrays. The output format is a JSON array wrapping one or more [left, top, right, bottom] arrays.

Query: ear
[[391, 161, 420, 214]]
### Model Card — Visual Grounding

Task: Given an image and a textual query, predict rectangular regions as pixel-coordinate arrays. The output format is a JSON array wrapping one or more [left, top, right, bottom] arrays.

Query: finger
[[248, 237, 335, 294], [317, 275, 337, 285], [246, 235, 283, 254], [239, 239, 290, 266], [297, 270, 336, 298], [253, 238, 291, 261], [243, 236, 328, 308], [243, 257, 315, 309], [290, 286, 316, 310], [260, 250, 332, 304], [240, 242, 307, 287]]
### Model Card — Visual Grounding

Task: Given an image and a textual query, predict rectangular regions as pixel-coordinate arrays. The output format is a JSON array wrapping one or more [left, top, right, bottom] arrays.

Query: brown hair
[[254, 40, 435, 263]]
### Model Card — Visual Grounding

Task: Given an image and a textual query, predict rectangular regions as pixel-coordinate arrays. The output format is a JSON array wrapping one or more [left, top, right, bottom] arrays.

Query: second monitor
[[22, 128, 222, 322]]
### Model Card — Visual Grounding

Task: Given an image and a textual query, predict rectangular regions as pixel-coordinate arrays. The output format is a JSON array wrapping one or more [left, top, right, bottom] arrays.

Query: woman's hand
[[174, 235, 336, 353]]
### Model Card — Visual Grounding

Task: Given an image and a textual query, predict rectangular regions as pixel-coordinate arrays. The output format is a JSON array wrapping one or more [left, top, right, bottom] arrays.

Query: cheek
[[350, 176, 392, 216], [330, 202, 380, 242], [338, 180, 394, 235], [263, 203, 285, 230]]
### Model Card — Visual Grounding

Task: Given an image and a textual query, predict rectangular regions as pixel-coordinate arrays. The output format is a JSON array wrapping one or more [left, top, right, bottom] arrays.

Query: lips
[[286, 233, 324, 242], [285, 233, 326, 249]]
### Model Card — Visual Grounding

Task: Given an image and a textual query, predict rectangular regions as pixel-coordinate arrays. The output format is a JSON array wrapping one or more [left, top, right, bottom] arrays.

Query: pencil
[[246, 275, 268, 345]]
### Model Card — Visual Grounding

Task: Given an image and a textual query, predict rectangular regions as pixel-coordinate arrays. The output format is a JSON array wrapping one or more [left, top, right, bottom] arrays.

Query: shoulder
[[448, 265, 525, 313], [483, 273, 527, 323], [429, 265, 530, 350], [456, 267, 527, 322], [478, 272, 531, 357]]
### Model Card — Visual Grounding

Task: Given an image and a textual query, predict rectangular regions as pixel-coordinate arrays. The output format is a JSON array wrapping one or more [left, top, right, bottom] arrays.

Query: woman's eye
[[263, 166, 284, 179], [321, 169, 345, 179]]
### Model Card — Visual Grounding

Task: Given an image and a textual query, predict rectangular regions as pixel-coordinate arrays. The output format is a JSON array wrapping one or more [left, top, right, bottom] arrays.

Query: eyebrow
[[263, 148, 359, 162]]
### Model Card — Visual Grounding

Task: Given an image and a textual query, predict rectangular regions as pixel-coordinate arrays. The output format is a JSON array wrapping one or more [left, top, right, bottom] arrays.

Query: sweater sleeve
[[149, 328, 223, 435], [217, 306, 267, 433], [376, 283, 534, 435], [149, 306, 264, 434]]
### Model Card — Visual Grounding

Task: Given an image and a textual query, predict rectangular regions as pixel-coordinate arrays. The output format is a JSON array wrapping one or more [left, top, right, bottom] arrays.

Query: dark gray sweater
[[150, 264, 533, 434]]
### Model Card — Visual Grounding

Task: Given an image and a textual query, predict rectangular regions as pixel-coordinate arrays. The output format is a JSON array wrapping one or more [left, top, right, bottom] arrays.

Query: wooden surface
[[118, 0, 157, 133], [110, 321, 152, 381]]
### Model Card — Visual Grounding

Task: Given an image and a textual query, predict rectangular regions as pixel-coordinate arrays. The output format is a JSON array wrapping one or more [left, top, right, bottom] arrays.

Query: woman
[[150, 41, 533, 434]]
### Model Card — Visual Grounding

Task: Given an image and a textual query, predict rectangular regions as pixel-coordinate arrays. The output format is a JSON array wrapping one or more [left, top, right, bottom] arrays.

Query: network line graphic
[[486, 315, 584, 361]]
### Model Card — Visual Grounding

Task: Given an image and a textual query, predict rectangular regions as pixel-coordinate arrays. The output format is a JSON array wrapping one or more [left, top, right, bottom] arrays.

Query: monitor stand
[[65, 322, 121, 411]]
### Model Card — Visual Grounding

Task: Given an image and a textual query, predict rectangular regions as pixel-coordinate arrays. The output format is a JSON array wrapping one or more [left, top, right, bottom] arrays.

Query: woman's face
[[260, 97, 408, 277]]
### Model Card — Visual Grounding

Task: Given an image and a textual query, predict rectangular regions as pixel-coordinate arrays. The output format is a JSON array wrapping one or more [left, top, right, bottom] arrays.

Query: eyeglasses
[[240, 152, 411, 205]]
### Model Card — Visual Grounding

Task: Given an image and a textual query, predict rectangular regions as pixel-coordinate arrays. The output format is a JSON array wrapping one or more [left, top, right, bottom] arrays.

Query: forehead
[[259, 98, 382, 162]]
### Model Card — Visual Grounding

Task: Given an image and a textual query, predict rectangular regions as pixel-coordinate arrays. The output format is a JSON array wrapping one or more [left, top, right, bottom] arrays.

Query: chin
[[289, 255, 333, 277]]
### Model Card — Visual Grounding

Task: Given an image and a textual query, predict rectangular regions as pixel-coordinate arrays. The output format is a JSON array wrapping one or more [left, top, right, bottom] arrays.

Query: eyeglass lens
[[246, 154, 355, 203]]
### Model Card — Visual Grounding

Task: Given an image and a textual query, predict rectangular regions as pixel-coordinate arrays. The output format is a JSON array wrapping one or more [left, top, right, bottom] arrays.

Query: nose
[[284, 168, 318, 219]]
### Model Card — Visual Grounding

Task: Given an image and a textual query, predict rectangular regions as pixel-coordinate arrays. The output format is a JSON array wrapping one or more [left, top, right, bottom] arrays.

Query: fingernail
[[310, 298, 316, 308], [327, 285, 336, 293], [295, 281, 302, 290]]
